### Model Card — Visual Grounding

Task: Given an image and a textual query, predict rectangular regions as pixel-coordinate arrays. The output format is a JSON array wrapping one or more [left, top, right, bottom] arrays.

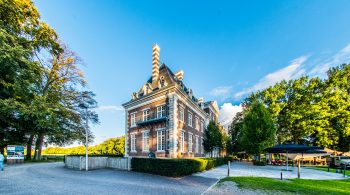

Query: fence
[[65, 156, 131, 171]]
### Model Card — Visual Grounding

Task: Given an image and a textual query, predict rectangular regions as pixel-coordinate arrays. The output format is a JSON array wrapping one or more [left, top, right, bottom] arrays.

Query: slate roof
[[139, 63, 201, 106]]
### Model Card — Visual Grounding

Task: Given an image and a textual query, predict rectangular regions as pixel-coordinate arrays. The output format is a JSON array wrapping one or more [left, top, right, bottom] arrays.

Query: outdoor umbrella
[[264, 144, 324, 171]]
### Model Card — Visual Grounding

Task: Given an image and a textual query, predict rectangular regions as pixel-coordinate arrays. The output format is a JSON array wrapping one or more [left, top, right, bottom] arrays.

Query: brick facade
[[123, 45, 219, 158]]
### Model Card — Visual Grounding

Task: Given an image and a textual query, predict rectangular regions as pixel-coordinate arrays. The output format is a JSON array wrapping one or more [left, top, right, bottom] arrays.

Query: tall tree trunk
[[34, 133, 44, 160], [26, 134, 35, 160], [0, 146, 5, 155]]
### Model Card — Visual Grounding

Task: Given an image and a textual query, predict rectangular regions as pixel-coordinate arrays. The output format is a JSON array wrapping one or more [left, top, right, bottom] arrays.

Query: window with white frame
[[130, 133, 136, 152], [188, 133, 193, 153], [157, 105, 166, 118], [143, 109, 150, 121], [195, 135, 199, 153], [195, 116, 199, 130], [130, 113, 136, 127], [188, 112, 193, 127], [179, 107, 185, 122], [180, 130, 185, 153], [142, 131, 149, 151], [157, 129, 166, 151]]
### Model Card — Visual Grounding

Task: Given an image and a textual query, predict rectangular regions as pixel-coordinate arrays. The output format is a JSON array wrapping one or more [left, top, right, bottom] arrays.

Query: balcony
[[136, 110, 167, 126]]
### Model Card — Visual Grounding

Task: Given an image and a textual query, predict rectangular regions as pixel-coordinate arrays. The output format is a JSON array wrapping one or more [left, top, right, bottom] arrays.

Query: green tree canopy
[[203, 121, 225, 157], [244, 64, 350, 151], [0, 0, 99, 158], [240, 101, 276, 159]]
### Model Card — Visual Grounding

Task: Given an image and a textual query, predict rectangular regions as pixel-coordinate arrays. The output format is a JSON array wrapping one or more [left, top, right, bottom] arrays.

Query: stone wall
[[65, 156, 131, 171]]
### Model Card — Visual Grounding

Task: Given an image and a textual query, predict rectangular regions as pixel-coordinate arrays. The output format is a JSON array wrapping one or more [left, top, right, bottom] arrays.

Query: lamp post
[[85, 107, 89, 171]]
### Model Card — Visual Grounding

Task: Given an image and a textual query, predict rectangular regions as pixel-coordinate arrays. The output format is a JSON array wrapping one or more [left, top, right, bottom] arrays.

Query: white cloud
[[210, 86, 232, 97], [96, 105, 124, 112], [234, 56, 308, 98], [219, 103, 243, 130], [309, 43, 350, 77]]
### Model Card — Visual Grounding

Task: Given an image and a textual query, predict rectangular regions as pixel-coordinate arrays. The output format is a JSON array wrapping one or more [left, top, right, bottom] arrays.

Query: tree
[[227, 111, 244, 154], [99, 137, 125, 155], [0, 0, 61, 153], [244, 64, 350, 151], [42, 136, 125, 156], [320, 64, 350, 151], [203, 121, 224, 157], [31, 46, 97, 160], [0, 1, 99, 158], [240, 101, 276, 160]]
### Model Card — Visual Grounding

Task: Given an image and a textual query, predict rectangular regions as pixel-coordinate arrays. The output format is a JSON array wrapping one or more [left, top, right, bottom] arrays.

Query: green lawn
[[221, 177, 350, 195], [309, 166, 350, 177]]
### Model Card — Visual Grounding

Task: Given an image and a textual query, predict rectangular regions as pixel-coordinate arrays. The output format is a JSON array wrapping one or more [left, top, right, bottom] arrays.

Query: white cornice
[[123, 82, 213, 120], [174, 85, 208, 119], [123, 84, 176, 110]]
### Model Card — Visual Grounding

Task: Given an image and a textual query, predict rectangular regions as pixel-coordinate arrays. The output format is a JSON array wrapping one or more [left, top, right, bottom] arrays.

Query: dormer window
[[159, 76, 166, 88]]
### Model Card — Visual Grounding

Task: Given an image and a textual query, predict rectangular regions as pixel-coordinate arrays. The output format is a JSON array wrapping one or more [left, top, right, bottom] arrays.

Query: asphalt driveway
[[0, 162, 217, 195]]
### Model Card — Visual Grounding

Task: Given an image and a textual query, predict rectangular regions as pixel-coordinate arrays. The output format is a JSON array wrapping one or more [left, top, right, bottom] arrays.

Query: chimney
[[152, 44, 160, 83], [188, 88, 193, 98], [175, 70, 184, 81], [197, 97, 203, 104], [197, 97, 204, 108]]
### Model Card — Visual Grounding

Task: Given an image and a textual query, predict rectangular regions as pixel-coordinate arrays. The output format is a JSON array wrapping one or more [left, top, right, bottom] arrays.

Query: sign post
[[227, 161, 230, 176], [6, 145, 24, 164]]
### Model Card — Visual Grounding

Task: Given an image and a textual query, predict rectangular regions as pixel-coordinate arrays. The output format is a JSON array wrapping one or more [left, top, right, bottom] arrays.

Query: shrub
[[131, 157, 231, 177], [227, 155, 239, 161]]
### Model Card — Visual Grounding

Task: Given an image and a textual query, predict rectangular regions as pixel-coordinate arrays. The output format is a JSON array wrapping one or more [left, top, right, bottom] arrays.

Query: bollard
[[297, 160, 301, 179], [227, 161, 230, 177], [328, 162, 330, 172], [344, 165, 346, 177], [280, 171, 283, 180]]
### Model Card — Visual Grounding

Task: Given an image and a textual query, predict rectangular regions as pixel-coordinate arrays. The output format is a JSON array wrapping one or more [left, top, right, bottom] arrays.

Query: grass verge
[[309, 166, 350, 177], [220, 177, 350, 195]]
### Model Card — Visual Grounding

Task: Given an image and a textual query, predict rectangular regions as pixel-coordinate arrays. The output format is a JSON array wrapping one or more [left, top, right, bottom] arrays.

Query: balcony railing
[[136, 110, 167, 126]]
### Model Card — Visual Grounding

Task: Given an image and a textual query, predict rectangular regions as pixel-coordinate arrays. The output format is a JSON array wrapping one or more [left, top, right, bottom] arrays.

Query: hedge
[[252, 160, 267, 166], [66, 154, 123, 157], [131, 157, 231, 177]]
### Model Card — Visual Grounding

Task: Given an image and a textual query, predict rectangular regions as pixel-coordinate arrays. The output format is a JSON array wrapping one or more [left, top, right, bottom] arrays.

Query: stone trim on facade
[[122, 45, 219, 158]]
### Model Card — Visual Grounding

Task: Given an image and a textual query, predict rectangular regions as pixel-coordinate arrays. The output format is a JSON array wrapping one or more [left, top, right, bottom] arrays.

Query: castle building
[[122, 45, 219, 158]]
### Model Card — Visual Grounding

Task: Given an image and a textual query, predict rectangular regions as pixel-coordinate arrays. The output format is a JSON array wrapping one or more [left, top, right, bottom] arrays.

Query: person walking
[[0, 152, 4, 171]]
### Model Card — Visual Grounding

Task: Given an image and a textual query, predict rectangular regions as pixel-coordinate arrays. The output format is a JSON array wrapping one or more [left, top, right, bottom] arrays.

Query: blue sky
[[34, 0, 350, 145]]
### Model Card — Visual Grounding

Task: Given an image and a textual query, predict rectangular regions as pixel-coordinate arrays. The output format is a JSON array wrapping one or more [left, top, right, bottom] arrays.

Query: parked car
[[329, 156, 350, 168]]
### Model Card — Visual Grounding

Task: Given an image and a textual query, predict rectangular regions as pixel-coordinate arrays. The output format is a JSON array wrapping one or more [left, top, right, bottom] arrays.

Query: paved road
[[195, 161, 348, 180], [0, 163, 217, 195]]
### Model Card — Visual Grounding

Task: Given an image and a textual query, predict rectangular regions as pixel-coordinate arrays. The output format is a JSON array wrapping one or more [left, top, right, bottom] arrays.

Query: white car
[[335, 156, 350, 167]]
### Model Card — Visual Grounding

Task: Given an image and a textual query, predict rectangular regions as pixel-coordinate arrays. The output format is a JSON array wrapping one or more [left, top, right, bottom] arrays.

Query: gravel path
[[0, 162, 217, 195]]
